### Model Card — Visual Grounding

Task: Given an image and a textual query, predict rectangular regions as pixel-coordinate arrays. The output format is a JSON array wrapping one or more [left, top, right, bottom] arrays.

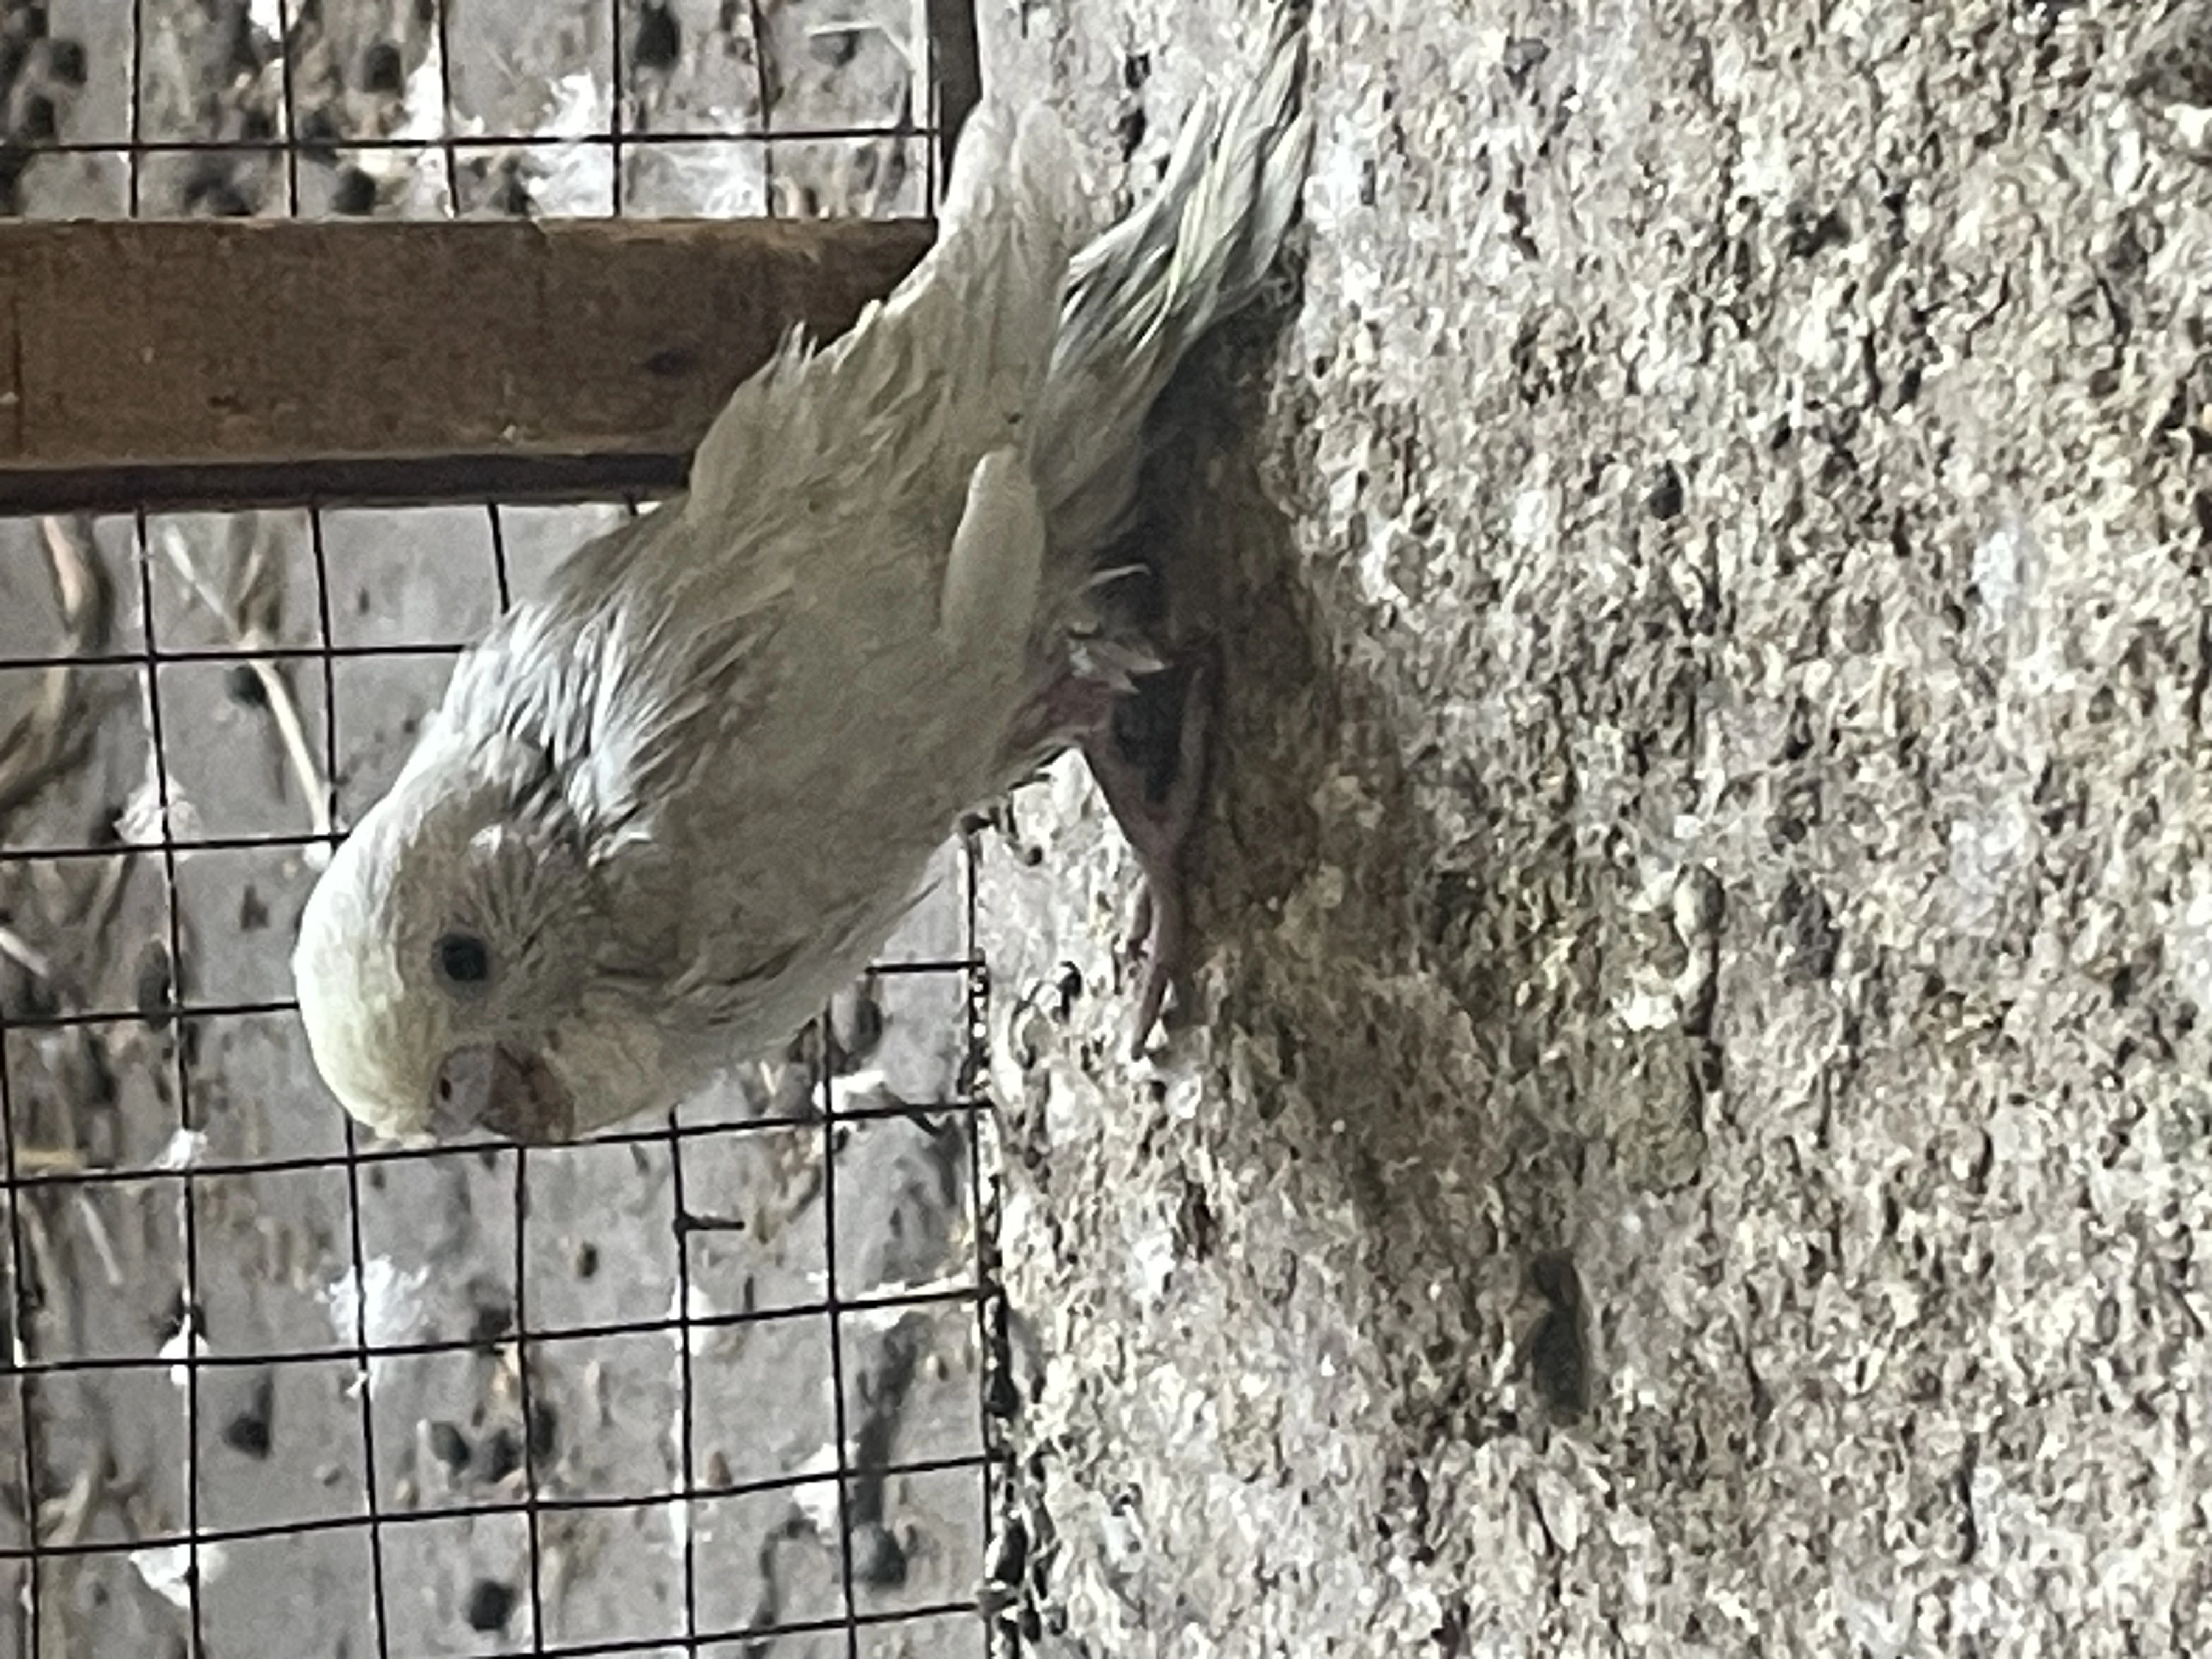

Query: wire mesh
[[1, 3, 1015, 1655]]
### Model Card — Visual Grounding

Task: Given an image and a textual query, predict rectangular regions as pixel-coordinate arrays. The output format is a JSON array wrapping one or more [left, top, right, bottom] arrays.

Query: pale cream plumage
[[291, 28, 1313, 1142]]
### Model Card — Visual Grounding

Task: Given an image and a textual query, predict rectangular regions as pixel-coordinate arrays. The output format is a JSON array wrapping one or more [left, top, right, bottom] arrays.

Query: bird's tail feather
[[1032, 21, 1314, 559]]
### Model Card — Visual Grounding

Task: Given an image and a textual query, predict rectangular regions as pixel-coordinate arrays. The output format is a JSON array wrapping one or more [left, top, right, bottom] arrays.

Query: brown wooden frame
[[0, 218, 936, 514]]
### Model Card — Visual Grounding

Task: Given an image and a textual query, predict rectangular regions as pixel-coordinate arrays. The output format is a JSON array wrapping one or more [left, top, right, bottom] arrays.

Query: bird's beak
[[428, 1041, 577, 1143]]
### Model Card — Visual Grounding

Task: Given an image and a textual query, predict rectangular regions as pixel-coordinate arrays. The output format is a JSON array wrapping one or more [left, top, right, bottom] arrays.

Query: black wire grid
[[1, 2, 1014, 1655]]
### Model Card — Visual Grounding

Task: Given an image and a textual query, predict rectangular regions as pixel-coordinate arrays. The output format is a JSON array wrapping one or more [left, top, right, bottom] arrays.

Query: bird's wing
[[564, 100, 1081, 850], [679, 100, 1082, 586]]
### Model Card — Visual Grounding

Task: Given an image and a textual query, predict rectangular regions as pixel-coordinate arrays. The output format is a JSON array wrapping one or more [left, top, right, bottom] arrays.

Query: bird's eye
[[433, 931, 493, 990]]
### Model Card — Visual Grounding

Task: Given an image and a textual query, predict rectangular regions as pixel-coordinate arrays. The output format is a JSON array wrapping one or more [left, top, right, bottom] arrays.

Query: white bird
[[291, 26, 1314, 1142]]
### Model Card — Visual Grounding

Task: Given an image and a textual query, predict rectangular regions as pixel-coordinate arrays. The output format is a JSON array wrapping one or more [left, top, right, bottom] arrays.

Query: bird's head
[[291, 747, 606, 1144]]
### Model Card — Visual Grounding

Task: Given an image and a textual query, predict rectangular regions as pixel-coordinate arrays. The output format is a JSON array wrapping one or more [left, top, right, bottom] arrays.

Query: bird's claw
[[1119, 866, 1186, 1057], [1079, 646, 1216, 1057]]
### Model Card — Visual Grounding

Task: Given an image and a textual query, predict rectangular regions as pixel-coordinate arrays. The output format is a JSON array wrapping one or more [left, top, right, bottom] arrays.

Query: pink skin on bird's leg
[[1077, 646, 1216, 1055], [1000, 644, 1218, 1053]]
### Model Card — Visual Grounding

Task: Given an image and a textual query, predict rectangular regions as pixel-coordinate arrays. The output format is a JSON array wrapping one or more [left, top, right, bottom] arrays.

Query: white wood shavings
[[321, 1256, 430, 1395], [131, 1542, 228, 1610]]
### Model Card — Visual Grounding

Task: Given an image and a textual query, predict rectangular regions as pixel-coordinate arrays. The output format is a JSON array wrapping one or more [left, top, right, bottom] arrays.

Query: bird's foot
[[1078, 642, 1217, 1056]]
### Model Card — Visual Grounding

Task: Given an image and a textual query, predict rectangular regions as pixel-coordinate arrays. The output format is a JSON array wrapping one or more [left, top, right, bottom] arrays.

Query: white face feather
[[290, 751, 602, 1142], [291, 809, 448, 1139]]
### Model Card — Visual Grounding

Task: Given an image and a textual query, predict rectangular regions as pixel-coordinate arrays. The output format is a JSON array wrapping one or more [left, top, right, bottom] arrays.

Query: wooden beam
[[0, 217, 935, 514]]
